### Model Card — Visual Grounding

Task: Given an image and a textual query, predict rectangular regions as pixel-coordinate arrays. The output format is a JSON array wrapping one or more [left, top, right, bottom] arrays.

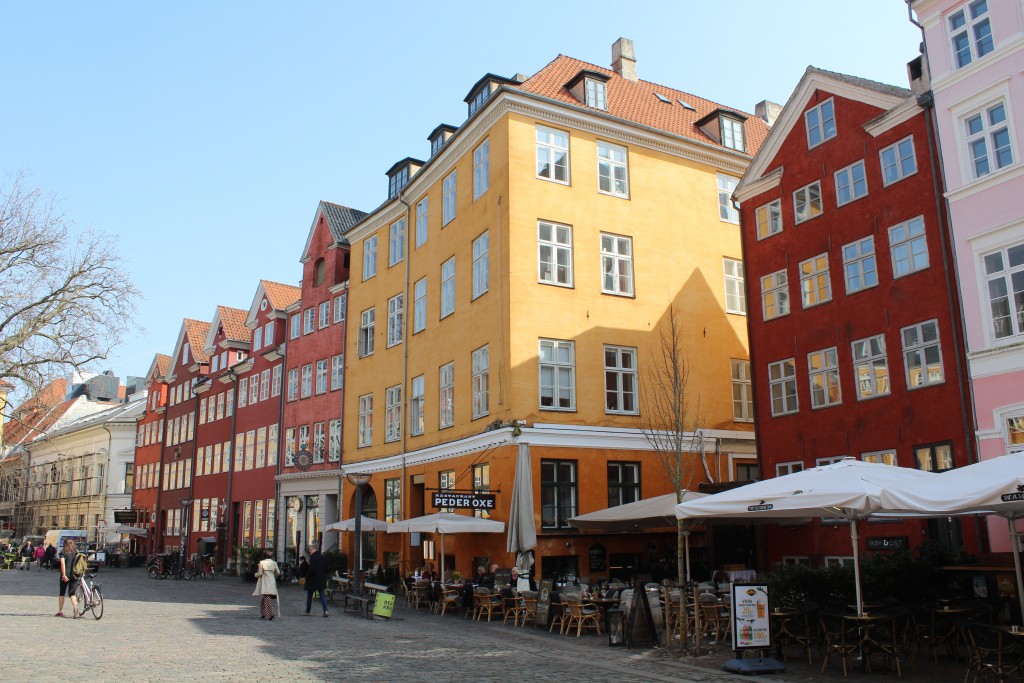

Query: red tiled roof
[[154, 353, 171, 378], [217, 306, 250, 343], [184, 319, 211, 362], [261, 280, 301, 311], [1, 379, 75, 449], [515, 55, 769, 157]]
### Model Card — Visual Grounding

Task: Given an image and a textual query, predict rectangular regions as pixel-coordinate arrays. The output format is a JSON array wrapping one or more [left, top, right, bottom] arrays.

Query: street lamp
[[178, 497, 193, 572], [345, 473, 372, 594]]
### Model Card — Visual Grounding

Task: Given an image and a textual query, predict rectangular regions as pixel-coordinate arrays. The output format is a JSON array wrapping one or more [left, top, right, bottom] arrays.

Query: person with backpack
[[56, 539, 85, 618], [19, 540, 33, 570]]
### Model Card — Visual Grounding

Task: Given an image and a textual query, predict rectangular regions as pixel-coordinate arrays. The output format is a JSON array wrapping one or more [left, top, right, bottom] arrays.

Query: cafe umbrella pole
[[347, 473, 372, 594]]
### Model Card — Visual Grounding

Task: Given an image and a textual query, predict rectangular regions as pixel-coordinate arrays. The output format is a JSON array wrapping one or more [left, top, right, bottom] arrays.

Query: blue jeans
[[306, 589, 328, 613]]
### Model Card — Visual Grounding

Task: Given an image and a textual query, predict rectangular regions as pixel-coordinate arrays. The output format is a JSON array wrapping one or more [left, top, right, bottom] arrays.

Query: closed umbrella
[[677, 458, 935, 615], [388, 512, 504, 579], [507, 444, 537, 559]]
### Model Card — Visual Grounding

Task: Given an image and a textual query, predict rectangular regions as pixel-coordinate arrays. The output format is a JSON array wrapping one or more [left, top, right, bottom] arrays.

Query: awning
[[113, 525, 148, 537]]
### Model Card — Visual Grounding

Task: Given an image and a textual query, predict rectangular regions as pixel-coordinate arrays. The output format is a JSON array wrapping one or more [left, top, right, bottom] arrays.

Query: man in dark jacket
[[304, 545, 329, 617]]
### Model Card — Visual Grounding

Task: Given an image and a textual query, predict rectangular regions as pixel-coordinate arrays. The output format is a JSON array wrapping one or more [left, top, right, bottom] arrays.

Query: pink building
[[911, 0, 1024, 551]]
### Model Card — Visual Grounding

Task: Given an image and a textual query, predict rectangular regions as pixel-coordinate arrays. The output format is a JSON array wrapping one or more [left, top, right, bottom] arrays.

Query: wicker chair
[[475, 587, 502, 622], [563, 594, 602, 638]]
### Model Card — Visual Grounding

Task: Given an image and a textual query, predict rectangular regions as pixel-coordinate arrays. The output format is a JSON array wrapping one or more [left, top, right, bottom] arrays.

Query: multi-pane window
[[358, 394, 373, 447], [333, 293, 346, 324], [385, 385, 402, 443], [330, 353, 344, 391], [363, 235, 377, 280], [915, 443, 953, 472], [473, 139, 489, 199], [409, 375, 425, 436], [536, 125, 570, 183], [808, 347, 842, 408], [389, 218, 405, 267], [834, 160, 867, 205], [597, 141, 629, 197], [271, 365, 281, 397], [769, 359, 798, 416], [472, 232, 488, 299], [793, 181, 823, 223], [359, 308, 375, 357], [607, 462, 641, 507], [290, 314, 301, 340], [442, 170, 457, 225], [600, 233, 634, 296], [777, 461, 804, 476], [260, 369, 270, 401], [723, 258, 746, 314], [1007, 417, 1024, 452], [541, 460, 577, 530], [238, 378, 248, 408], [731, 359, 753, 422], [438, 471, 456, 513], [384, 478, 401, 523], [303, 308, 315, 335], [799, 254, 832, 308], [440, 257, 455, 318], [473, 463, 491, 518], [538, 221, 573, 286], [315, 359, 328, 395], [415, 197, 428, 248], [413, 277, 427, 333], [805, 98, 836, 148], [902, 320, 944, 388], [950, 0, 994, 69], [264, 321, 274, 346], [439, 362, 455, 428], [287, 368, 298, 402], [318, 302, 329, 329], [843, 237, 878, 294], [585, 78, 607, 110], [984, 243, 1024, 339], [718, 174, 739, 223], [761, 269, 790, 321], [880, 136, 917, 185], [253, 328, 263, 351], [387, 294, 404, 347], [539, 339, 575, 410], [889, 216, 929, 277], [471, 346, 489, 419], [965, 102, 1013, 178], [756, 200, 782, 240], [604, 345, 637, 414], [722, 116, 746, 152], [249, 376, 259, 405], [300, 364, 313, 399], [852, 334, 890, 400], [199, 398, 207, 425], [862, 450, 897, 466]]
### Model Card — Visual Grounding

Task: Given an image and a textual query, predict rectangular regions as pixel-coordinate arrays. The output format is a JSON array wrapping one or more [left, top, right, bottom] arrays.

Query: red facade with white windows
[[131, 353, 170, 555]]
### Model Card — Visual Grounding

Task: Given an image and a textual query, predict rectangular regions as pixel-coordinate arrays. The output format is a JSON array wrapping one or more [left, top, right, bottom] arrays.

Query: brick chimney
[[612, 38, 637, 82], [755, 100, 783, 127]]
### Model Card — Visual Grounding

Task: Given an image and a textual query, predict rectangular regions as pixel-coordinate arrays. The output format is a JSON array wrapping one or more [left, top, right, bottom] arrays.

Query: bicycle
[[74, 572, 104, 620]]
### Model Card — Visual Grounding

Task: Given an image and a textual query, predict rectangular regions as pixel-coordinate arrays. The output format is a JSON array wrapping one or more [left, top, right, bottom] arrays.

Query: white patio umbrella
[[879, 453, 1024, 618], [676, 458, 936, 615], [507, 444, 537, 568], [325, 516, 390, 533], [388, 511, 505, 579]]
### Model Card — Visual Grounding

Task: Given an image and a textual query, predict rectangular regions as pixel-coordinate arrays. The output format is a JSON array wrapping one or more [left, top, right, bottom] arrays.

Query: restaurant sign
[[113, 509, 138, 524], [431, 492, 495, 510], [731, 583, 772, 650], [866, 536, 907, 551]]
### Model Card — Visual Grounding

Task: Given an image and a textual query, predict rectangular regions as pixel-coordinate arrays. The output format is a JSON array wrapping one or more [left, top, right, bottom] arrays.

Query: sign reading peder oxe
[[431, 492, 496, 510]]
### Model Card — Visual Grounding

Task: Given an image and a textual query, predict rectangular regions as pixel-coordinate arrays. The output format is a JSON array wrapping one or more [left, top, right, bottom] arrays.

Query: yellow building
[[339, 39, 768, 583]]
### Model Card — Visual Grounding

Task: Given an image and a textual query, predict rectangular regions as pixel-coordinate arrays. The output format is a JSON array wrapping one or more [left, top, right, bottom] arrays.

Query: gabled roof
[[1, 379, 76, 452], [736, 66, 913, 200], [203, 306, 250, 355], [167, 319, 211, 379], [514, 55, 770, 157], [245, 280, 301, 328], [30, 397, 145, 442], [145, 354, 171, 386], [299, 200, 369, 263]]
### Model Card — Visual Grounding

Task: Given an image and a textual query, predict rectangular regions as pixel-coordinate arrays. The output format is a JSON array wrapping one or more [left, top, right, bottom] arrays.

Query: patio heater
[[346, 473, 372, 594]]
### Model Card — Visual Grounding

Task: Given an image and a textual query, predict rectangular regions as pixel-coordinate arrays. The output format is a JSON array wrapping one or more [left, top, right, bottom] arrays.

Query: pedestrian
[[297, 555, 309, 587], [253, 549, 281, 621], [44, 543, 57, 570], [19, 540, 33, 570], [33, 544, 44, 571], [304, 544, 329, 617], [56, 539, 81, 618]]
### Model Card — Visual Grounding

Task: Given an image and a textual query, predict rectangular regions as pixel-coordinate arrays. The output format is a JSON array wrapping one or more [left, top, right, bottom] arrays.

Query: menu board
[[535, 579, 554, 629], [731, 583, 772, 650]]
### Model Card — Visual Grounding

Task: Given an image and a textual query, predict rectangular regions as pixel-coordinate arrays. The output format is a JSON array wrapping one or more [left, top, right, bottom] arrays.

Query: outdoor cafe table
[[843, 613, 890, 672], [586, 597, 621, 631], [770, 608, 800, 650]]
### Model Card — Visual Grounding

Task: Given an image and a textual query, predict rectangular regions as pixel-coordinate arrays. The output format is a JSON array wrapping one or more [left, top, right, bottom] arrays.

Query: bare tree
[[0, 171, 139, 421], [637, 305, 712, 587]]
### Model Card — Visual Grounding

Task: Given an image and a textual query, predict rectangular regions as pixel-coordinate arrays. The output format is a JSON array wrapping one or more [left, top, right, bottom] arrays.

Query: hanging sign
[[430, 492, 495, 510], [732, 583, 772, 650]]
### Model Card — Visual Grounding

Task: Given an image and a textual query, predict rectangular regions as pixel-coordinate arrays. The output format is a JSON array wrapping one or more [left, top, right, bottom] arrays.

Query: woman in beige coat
[[253, 549, 281, 620]]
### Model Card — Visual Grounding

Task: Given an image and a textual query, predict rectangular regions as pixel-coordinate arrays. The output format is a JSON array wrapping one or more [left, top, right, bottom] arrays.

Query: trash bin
[[608, 607, 626, 646]]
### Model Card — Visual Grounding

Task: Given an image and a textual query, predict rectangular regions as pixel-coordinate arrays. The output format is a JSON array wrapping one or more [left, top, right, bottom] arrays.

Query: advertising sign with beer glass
[[731, 583, 772, 650]]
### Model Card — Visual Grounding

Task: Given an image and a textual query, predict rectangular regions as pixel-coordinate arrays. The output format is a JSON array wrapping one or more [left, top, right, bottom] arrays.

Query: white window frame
[[413, 277, 426, 333], [604, 345, 638, 415], [731, 359, 753, 422], [722, 116, 746, 152], [333, 293, 346, 324], [538, 220, 573, 287], [963, 100, 1015, 179], [300, 364, 312, 399], [597, 140, 629, 198], [472, 232, 488, 299], [363, 235, 378, 280], [852, 334, 891, 401], [723, 257, 746, 314], [776, 461, 804, 476], [585, 78, 607, 110], [902, 319, 945, 389], [769, 358, 798, 416], [290, 314, 300, 340], [842, 236, 878, 295], [440, 257, 455, 319], [330, 353, 344, 391], [982, 242, 1024, 340], [808, 347, 842, 409], [439, 362, 454, 429], [410, 375, 425, 436], [880, 136, 917, 186], [252, 328, 262, 352], [536, 125, 570, 184], [286, 368, 298, 402], [389, 218, 405, 267], [756, 199, 782, 240], [385, 385, 402, 443], [799, 254, 832, 308], [793, 181, 823, 224], [805, 98, 836, 148], [949, 0, 994, 69], [442, 170, 456, 225], [889, 216, 929, 278], [358, 394, 373, 447], [318, 301, 329, 329], [473, 139, 489, 199], [359, 308, 375, 358], [415, 197, 428, 248], [387, 293, 404, 348], [761, 269, 790, 321], [471, 345, 489, 419], [861, 450, 897, 466], [271, 365, 281, 397], [303, 308, 314, 335], [718, 174, 739, 223], [600, 233, 634, 297], [834, 160, 868, 206], [315, 360, 327, 395], [539, 339, 575, 411]]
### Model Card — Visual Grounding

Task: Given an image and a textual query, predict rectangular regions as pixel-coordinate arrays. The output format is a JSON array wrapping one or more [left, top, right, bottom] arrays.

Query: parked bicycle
[[74, 572, 104, 620], [146, 554, 180, 580]]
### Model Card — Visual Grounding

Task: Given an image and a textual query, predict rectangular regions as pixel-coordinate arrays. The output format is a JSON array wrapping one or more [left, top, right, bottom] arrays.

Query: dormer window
[[695, 108, 749, 153], [385, 158, 424, 200], [468, 88, 489, 116], [464, 73, 518, 118], [565, 70, 611, 111], [721, 116, 746, 152], [428, 124, 458, 157], [182, 342, 190, 366]]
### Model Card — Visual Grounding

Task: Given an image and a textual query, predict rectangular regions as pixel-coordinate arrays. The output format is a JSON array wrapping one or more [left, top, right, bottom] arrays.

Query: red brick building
[[734, 67, 979, 565], [131, 354, 170, 555], [278, 201, 365, 562]]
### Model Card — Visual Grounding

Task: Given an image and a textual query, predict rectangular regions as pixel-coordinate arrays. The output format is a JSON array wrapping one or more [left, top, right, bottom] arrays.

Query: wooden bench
[[343, 581, 390, 619]]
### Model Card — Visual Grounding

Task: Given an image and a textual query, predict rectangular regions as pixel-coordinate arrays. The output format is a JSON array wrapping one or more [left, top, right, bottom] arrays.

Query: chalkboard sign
[[535, 579, 554, 630], [494, 568, 512, 588], [626, 586, 660, 649], [588, 543, 606, 572]]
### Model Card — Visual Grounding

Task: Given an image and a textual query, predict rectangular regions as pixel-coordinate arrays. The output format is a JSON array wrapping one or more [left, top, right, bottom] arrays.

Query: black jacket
[[306, 551, 328, 592]]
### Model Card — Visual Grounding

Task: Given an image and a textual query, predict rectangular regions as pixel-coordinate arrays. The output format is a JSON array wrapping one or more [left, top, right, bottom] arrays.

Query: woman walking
[[253, 550, 281, 620], [56, 539, 81, 618]]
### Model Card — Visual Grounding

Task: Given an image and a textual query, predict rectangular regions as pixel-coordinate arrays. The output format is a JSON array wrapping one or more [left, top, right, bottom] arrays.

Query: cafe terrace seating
[[436, 586, 459, 616], [820, 611, 860, 677], [563, 593, 602, 638], [502, 591, 528, 626], [475, 587, 503, 622], [963, 622, 1024, 683], [699, 592, 730, 642], [519, 590, 538, 628]]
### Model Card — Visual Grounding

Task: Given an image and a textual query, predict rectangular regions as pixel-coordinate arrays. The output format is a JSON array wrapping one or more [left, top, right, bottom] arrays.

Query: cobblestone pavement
[[0, 567, 967, 683]]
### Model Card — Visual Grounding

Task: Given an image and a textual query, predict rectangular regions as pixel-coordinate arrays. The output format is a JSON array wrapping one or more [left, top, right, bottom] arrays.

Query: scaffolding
[[0, 451, 107, 541]]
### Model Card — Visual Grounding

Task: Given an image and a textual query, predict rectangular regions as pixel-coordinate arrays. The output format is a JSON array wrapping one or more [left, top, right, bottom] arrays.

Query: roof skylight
[[654, 92, 671, 103]]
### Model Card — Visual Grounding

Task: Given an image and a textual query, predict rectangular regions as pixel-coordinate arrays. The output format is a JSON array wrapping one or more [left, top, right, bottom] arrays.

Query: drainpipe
[[397, 190, 413, 573], [223, 370, 239, 567], [274, 337, 287, 562], [337, 280, 348, 553], [101, 424, 114, 549]]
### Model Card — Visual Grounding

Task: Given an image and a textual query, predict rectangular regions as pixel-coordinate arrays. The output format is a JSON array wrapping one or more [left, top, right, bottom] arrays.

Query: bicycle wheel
[[148, 565, 159, 579], [89, 587, 103, 620], [74, 585, 87, 617]]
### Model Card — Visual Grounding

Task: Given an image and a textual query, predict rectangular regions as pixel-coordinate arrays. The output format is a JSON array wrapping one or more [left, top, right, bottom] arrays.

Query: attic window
[[565, 70, 610, 111], [585, 78, 607, 110], [654, 93, 671, 103], [721, 116, 746, 152], [468, 88, 489, 117], [431, 136, 445, 156], [677, 99, 696, 111], [388, 166, 409, 199], [695, 108, 749, 153]]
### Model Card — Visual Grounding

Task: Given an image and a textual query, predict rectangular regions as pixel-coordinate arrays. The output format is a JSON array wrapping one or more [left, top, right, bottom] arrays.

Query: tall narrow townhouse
[[227, 281, 298, 558], [191, 305, 250, 566], [156, 319, 210, 554], [735, 67, 979, 567], [340, 39, 766, 582], [279, 202, 364, 562], [132, 353, 170, 555], [911, 0, 1024, 554]]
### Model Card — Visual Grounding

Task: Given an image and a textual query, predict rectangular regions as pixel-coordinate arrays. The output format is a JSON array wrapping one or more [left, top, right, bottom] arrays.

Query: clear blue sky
[[1, 1, 923, 382]]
